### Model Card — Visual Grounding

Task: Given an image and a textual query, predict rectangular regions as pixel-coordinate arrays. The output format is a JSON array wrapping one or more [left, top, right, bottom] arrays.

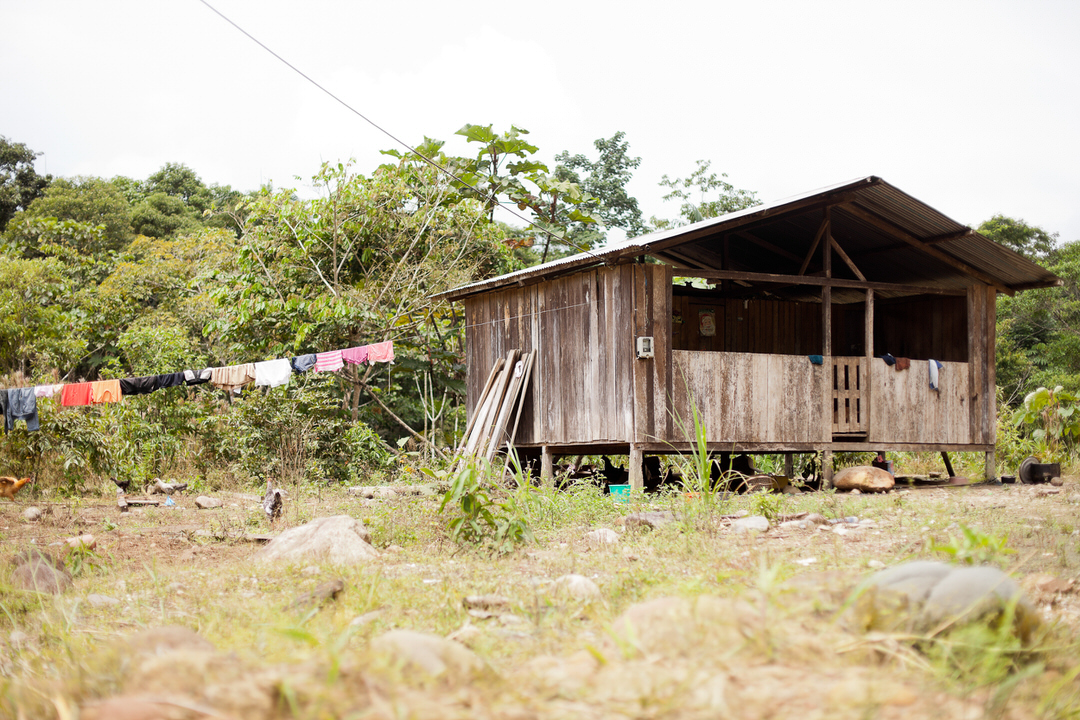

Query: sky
[[3, 0, 1079, 244]]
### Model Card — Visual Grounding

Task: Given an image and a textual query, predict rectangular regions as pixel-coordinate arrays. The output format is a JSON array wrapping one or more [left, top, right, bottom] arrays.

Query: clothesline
[[1, 341, 394, 435]]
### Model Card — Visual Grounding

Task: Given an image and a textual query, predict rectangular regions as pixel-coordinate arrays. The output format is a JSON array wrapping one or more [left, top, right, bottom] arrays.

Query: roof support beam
[[685, 268, 967, 296], [830, 236, 866, 281], [840, 203, 1013, 295], [851, 228, 976, 261], [799, 215, 829, 276]]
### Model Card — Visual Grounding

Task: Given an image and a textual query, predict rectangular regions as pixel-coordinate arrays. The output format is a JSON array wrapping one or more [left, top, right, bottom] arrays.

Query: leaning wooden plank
[[470, 350, 519, 461], [502, 350, 537, 478], [463, 357, 509, 459], [455, 358, 504, 456], [486, 353, 529, 463]]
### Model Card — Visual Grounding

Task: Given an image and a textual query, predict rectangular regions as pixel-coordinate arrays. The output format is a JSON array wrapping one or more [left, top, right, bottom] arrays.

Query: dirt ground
[[1, 477, 1079, 719]]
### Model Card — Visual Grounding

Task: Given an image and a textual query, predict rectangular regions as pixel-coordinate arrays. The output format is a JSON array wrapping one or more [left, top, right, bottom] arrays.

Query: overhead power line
[[195, 0, 604, 263]]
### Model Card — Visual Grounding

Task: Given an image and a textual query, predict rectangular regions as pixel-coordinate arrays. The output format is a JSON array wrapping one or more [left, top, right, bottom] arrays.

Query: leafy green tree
[[555, 131, 648, 240], [0, 136, 51, 232], [979, 215, 1058, 262], [144, 162, 213, 214], [654, 159, 758, 228], [16, 176, 132, 253], [131, 192, 202, 238], [0, 255, 85, 378], [453, 124, 547, 222]]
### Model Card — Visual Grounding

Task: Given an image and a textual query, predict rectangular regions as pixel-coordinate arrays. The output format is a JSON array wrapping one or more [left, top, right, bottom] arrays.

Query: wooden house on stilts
[[436, 177, 1060, 488]]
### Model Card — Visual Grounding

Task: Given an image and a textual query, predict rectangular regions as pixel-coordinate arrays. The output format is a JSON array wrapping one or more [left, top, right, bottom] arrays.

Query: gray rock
[[21, 507, 42, 522], [854, 561, 1040, 641], [608, 596, 757, 657], [370, 629, 482, 678], [253, 515, 377, 566], [833, 466, 895, 493], [287, 578, 345, 610], [349, 610, 384, 628], [552, 574, 601, 601], [11, 553, 72, 594], [87, 594, 119, 608], [65, 534, 96, 551], [195, 496, 223, 509], [732, 515, 770, 533], [585, 528, 619, 548], [625, 511, 676, 531]]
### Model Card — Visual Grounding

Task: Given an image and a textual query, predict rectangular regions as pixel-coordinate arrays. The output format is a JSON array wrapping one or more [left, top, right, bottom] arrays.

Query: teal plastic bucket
[[609, 484, 631, 502]]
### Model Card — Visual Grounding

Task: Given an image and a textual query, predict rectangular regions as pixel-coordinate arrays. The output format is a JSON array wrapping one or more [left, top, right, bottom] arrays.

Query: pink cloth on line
[[314, 350, 344, 372], [366, 341, 394, 364], [341, 346, 369, 365]]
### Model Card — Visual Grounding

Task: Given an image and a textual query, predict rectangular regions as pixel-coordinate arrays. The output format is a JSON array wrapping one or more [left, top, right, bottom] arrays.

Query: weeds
[[433, 458, 534, 554], [932, 524, 1016, 567]]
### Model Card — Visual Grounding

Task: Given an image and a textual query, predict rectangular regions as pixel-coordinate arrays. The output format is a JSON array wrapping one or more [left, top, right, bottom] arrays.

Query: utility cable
[[195, 0, 606, 264]]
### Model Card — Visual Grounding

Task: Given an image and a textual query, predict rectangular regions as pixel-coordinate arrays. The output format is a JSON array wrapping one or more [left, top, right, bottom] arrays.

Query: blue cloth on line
[[5, 388, 39, 432], [291, 354, 317, 373], [808, 355, 824, 365], [878, 353, 896, 366], [929, 359, 943, 390]]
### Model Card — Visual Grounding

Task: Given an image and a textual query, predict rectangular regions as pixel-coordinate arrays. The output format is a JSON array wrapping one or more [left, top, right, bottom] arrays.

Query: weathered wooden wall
[[463, 264, 641, 446], [868, 360, 972, 444], [671, 294, 823, 355], [669, 350, 828, 444]]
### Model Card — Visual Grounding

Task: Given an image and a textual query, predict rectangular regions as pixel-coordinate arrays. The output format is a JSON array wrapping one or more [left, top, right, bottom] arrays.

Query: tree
[[144, 163, 213, 214], [17, 176, 132, 253], [0, 255, 85, 378], [654, 159, 758, 228], [0, 136, 51, 232], [555, 131, 648, 240], [131, 192, 202, 238], [979, 215, 1058, 262]]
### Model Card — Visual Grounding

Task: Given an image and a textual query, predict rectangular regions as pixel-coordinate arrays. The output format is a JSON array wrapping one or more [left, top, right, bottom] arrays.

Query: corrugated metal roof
[[435, 176, 1059, 301]]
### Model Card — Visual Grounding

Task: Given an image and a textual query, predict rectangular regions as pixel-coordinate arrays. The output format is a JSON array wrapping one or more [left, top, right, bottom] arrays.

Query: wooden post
[[822, 209, 833, 444], [864, 288, 874, 436], [822, 448, 834, 489], [985, 448, 996, 482], [541, 445, 554, 487], [784, 453, 794, 478], [629, 444, 644, 491], [985, 287, 997, 481], [941, 451, 955, 478]]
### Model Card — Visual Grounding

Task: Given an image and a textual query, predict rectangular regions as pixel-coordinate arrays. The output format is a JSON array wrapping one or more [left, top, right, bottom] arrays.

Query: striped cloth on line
[[314, 350, 343, 372]]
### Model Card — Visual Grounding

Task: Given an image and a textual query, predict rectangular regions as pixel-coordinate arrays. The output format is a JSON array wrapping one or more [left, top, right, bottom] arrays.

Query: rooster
[[0, 477, 32, 501], [262, 480, 286, 523]]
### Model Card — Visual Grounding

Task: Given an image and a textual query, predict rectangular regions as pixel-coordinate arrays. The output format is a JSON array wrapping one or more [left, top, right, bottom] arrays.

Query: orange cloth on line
[[90, 379, 121, 404], [895, 357, 911, 371], [210, 363, 256, 393], [60, 383, 93, 407]]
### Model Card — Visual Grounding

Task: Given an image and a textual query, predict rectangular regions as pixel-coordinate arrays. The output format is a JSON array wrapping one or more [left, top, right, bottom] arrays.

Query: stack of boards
[[454, 349, 536, 472]]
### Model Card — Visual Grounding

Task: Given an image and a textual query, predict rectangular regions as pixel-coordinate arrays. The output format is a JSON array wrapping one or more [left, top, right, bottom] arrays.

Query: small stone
[[781, 484, 802, 495], [195, 496, 223, 509], [795, 557, 817, 566], [1050, 476, 1064, 486], [585, 528, 619, 548], [868, 559, 886, 569], [446, 623, 482, 646], [349, 610, 384, 627], [87, 594, 119, 608], [9, 630, 28, 646], [498, 614, 526, 626], [552, 574, 601, 601], [850, 488, 862, 495], [385, 544, 403, 554], [806, 513, 829, 525], [779, 520, 810, 530], [287, 578, 345, 610], [625, 511, 676, 531], [732, 515, 770, 533], [463, 594, 511, 611], [1035, 487, 1061, 497], [11, 553, 72, 595], [1030, 573, 1073, 594], [65, 534, 96, 551], [253, 515, 377, 566], [21, 507, 42, 522]]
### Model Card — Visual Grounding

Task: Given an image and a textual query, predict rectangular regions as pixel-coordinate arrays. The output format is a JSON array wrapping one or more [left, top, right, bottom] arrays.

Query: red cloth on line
[[366, 341, 394, 364], [341, 346, 369, 365], [61, 383, 93, 407]]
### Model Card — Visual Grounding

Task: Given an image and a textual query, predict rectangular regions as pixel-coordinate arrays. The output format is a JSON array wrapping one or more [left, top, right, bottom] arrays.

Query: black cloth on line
[[6, 388, 39, 432], [119, 376, 157, 396], [154, 372, 185, 390], [183, 368, 212, 386]]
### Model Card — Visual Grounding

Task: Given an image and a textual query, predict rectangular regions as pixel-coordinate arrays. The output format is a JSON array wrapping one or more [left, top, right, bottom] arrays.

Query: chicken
[[111, 476, 131, 493], [0, 477, 32, 501]]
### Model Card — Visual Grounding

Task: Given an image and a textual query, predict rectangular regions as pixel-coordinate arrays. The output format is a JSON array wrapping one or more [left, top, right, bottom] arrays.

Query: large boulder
[[370, 630, 483, 679], [10, 549, 71, 594], [253, 515, 377, 566], [833, 466, 894, 493], [853, 561, 1040, 641], [608, 595, 758, 658]]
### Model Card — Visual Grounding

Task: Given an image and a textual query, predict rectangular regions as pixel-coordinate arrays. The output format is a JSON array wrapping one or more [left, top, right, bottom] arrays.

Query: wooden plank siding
[[670, 350, 827, 445], [868, 360, 971, 444], [463, 266, 636, 447]]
